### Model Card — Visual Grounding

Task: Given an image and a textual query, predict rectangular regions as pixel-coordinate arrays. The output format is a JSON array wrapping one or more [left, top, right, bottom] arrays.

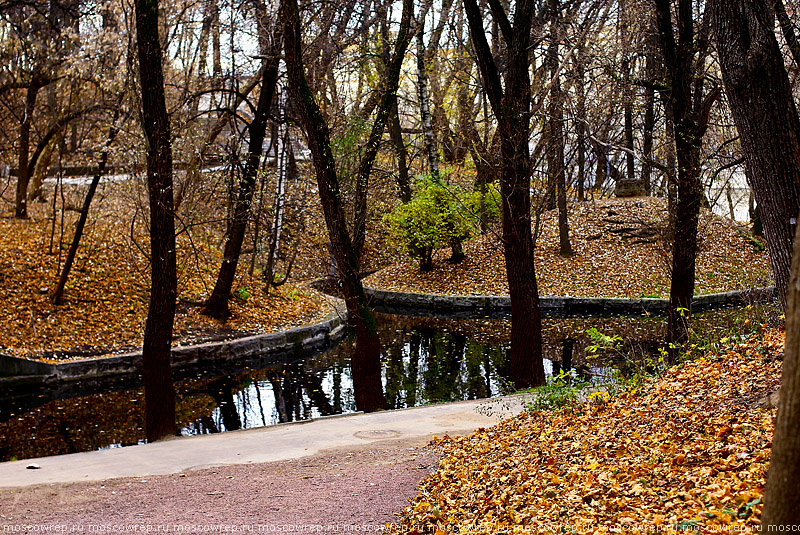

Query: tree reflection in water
[[13, 308, 741, 459], [176, 321, 512, 435]]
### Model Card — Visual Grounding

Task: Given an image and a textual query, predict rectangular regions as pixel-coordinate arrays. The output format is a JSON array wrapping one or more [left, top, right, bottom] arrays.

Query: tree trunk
[[655, 0, 717, 351], [202, 39, 280, 320], [189, 0, 214, 117], [664, 107, 678, 203], [465, 0, 545, 389], [211, 2, 222, 79], [574, 50, 587, 202], [15, 80, 41, 219], [422, 0, 458, 163], [29, 135, 57, 203], [51, 110, 122, 305], [389, 97, 411, 203], [547, 0, 572, 257], [641, 84, 655, 195], [709, 4, 800, 518], [135, 0, 178, 442], [623, 63, 635, 182], [761, 205, 800, 529], [620, 0, 635, 184], [349, 2, 415, 263], [711, 0, 800, 311], [774, 0, 800, 69], [667, 140, 702, 348], [380, 14, 410, 204], [594, 140, 608, 191], [282, 0, 397, 412], [641, 45, 656, 195], [416, 28, 439, 182], [265, 71, 288, 287]]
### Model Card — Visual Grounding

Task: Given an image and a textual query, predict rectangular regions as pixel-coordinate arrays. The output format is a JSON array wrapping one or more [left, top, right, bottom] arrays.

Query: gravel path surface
[[0, 440, 438, 534]]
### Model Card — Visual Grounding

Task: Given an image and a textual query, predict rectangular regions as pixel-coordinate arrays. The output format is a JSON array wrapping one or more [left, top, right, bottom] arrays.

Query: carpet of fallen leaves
[[0, 181, 335, 361], [366, 198, 771, 298], [392, 328, 783, 534]]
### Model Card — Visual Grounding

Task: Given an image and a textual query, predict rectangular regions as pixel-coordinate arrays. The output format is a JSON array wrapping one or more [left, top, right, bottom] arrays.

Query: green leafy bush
[[384, 176, 473, 270], [234, 287, 251, 301], [462, 183, 502, 226]]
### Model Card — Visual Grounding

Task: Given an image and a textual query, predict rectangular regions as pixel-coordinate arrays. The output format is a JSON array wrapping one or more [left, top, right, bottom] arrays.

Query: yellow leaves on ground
[[393, 329, 784, 534], [366, 198, 770, 298], [0, 196, 333, 361]]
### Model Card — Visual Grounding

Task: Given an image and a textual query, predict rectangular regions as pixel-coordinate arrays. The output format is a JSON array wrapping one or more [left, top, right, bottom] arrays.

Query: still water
[[0, 306, 771, 462]]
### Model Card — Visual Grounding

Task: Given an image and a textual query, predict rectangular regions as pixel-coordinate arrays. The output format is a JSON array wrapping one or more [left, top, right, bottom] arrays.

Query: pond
[[0, 303, 774, 462]]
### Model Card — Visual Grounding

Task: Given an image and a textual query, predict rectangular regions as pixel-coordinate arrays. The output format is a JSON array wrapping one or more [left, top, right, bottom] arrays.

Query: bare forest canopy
[[0, 0, 780, 220]]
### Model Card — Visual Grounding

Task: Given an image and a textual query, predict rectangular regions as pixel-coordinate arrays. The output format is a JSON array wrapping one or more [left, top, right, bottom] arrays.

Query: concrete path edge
[[0, 395, 526, 488]]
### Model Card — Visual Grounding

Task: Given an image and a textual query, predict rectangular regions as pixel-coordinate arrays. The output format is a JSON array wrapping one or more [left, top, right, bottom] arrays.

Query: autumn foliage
[[394, 329, 784, 533]]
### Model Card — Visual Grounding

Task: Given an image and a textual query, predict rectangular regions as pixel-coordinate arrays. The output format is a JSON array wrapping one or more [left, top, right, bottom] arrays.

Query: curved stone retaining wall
[[364, 286, 775, 317], [0, 303, 347, 384]]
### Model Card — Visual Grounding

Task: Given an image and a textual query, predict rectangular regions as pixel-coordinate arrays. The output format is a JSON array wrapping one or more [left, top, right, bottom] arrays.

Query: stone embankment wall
[[0, 305, 346, 385], [363, 286, 775, 316]]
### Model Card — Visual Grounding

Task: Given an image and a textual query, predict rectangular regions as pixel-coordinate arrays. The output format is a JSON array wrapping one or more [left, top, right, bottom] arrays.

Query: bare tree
[[50, 106, 125, 305], [654, 0, 719, 351], [464, 0, 545, 388], [281, 0, 413, 411], [711, 0, 800, 312], [135, 0, 178, 442], [201, 27, 281, 320], [710, 0, 800, 521], [547, 0, 572, 258]]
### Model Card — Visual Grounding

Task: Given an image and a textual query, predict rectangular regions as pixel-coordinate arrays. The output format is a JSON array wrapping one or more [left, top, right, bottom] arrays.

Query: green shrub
[[462, 183, 502, 226], [234, 287, 251, 301], [384, 176, 472, 270], [522, 370, 591, 411]]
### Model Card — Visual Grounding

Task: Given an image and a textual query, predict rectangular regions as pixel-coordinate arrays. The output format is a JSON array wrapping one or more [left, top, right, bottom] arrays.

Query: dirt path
[[0, 440, 437, 534]]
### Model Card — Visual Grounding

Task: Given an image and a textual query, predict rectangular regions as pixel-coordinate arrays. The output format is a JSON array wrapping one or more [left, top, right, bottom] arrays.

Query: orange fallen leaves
[[0, 191, 334, 361], [393, 329, 784, 534], [366, 198, 770, 298]]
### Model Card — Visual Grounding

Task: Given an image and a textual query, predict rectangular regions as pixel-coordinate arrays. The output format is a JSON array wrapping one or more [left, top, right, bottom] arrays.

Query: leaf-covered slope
[[0, 206, 333, 361], [367, 198, 771, 298], [394, 329, 783, 533]]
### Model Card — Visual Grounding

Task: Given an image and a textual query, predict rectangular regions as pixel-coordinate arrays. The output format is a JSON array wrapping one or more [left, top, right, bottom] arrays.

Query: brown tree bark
[[710, 2, 800, 522], [762, 216, 800, 529], [711, 0, 800, 312], [280, 0, 414, 411], [654, 0, 718, 351], [15, 77, 42, 219], [641, 79, 655, 194], [464, 0, 545, 388], [135, 0, 178, 442], [574, 50, 587, 202], [349, 1, 415, 263], [547, 0, 572, 258], [774, 0, 800, 69], [422, 0, 458, 163], [202, 37, 280, 320], [619, 0, 635, 185], [389, 97, 411, 204], [380, 13, 411, 204], [51, 108, 122, 305], [416, 28, 440, 183]]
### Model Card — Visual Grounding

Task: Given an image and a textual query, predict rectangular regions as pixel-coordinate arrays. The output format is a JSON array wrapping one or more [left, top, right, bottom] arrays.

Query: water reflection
[[0, 304, 773, 461]]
